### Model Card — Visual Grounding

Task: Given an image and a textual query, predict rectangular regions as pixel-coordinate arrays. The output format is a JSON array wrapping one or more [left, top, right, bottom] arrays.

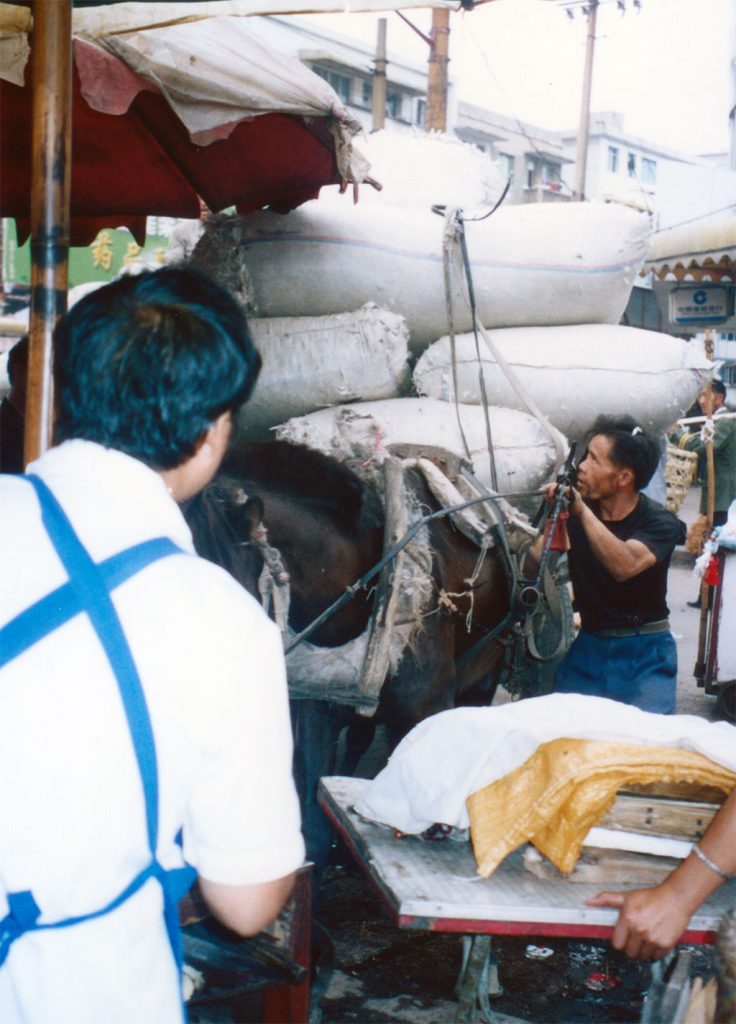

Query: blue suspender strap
[[0, 537, 182, 669], [0, 475, 195, 976], [26, 475, 162, 851]]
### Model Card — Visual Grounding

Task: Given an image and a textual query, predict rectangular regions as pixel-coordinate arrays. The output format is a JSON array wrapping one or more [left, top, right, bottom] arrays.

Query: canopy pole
[[24, 0, 72, 466]]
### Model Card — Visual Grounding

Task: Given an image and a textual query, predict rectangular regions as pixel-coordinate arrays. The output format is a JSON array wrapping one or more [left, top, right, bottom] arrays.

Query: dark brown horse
[[185, 440, 543, 867]]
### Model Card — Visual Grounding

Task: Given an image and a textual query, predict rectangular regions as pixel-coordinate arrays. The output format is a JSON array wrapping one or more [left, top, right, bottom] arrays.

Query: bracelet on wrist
[[691, 843, 734, 882]]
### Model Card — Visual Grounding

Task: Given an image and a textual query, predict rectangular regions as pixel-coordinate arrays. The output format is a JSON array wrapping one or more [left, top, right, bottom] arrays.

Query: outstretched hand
[[586, 885, 691, 961]]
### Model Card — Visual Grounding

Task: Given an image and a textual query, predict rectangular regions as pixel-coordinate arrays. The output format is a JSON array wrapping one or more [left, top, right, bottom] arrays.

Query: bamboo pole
[[694, 332, 716, 683], [24, 0, 72, 466]]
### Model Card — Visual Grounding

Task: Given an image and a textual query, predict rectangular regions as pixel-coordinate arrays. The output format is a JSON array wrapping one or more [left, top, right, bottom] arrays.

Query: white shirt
[[0, 441, 304, 1024]]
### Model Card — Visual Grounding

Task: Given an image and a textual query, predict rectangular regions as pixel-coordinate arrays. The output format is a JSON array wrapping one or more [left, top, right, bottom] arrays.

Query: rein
[[284, 485, 546, 654]]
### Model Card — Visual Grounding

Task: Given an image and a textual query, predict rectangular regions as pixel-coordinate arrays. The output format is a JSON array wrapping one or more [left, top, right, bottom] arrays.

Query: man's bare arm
[[199, 871, 297, 937], [587, 787, 736, 960]]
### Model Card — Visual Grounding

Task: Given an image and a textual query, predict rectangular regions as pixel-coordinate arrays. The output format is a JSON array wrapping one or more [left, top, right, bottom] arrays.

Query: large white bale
[[275, 398, 565, 496], [413, 325, 713, 442], [319, 129, 506, 213], [192, 201, 651, 352], [238, 305, 410, 438]]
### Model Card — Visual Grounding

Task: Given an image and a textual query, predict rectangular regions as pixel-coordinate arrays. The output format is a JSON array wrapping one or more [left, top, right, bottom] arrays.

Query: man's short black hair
[[587, 414, 660, 492], [711, 379, 726, 399], [53, 267, 260, 469]]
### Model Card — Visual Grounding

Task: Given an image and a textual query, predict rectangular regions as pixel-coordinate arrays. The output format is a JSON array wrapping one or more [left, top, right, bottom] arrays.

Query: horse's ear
[[240, 496, 265, 541]]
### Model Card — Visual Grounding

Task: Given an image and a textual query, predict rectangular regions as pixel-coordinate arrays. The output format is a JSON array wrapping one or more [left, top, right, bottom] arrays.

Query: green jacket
[[672, 410, 736, 514]]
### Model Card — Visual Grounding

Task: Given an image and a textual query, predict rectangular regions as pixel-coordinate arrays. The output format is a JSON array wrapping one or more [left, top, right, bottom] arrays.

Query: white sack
[[413, 325, 713, 442], [353, 693, 736, 834], [238, 306, 410, 438], [193, 201, 651, 352], [318, 129, 506, 213], [274, 398, 565, 495]]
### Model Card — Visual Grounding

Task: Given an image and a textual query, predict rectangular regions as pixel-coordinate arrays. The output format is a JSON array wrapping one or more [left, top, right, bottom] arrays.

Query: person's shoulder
[[637, 494, 686, 542]]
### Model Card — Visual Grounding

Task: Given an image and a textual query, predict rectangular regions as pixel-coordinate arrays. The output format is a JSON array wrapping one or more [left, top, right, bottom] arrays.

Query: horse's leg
[[290, 699, 345, 879], [339, 715, 378, 777], [380, 613, 458, 752]]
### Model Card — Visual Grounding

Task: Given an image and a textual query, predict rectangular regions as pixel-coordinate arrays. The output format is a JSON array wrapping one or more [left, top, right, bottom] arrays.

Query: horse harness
[[0, 475, 195, 990]]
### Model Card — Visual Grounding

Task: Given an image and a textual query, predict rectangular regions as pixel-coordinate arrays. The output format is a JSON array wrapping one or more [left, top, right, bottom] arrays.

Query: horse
[[184, 439, 552, 868]]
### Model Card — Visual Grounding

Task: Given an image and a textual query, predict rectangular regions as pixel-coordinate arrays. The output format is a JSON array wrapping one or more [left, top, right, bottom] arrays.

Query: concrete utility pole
[[371, 18, 387, 132], [572, 0, 598, 201], [425, 8, 450, 132]]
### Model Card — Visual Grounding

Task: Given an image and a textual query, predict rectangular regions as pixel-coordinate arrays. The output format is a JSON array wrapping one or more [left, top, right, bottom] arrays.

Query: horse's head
[[182, 481, 265, 602]]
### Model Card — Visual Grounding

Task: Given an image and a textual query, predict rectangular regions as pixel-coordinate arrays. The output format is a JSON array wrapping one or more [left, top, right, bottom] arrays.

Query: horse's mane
[[222, 440, 384, 536]]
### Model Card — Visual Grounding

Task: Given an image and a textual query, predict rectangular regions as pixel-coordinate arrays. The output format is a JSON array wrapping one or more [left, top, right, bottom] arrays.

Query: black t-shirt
[[568, 494, 682, 632]]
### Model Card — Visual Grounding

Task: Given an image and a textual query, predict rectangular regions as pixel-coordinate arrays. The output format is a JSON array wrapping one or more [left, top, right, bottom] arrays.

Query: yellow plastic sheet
[[467, 738, 736, 878]]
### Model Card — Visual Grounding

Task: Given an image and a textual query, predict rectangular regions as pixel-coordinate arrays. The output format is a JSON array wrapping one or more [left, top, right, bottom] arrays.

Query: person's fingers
[[586, 891, 626, 908]]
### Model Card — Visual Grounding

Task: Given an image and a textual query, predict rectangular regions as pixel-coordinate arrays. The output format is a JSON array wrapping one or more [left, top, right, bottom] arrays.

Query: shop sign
[[670, 286, 731, 325]]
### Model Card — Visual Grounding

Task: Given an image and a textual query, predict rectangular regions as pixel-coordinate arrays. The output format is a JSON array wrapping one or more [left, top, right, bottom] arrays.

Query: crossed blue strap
[[0, 475, 196, 971]]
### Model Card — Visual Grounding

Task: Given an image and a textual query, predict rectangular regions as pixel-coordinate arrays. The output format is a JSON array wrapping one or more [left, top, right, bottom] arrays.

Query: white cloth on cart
[[354, 693, 736, 835]]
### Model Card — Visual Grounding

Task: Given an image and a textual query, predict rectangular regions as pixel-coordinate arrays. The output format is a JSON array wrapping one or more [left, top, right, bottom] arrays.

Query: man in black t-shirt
[[537, 415, 684, 713]]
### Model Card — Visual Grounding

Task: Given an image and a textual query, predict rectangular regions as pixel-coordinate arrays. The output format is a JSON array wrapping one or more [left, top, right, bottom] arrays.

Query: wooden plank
[[523, 845, 680, 886], [600, 792, 721, 842]]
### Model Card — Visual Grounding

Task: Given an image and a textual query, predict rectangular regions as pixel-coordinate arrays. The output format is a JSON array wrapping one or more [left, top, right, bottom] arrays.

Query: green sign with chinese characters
[[2, 219, 170, 289]]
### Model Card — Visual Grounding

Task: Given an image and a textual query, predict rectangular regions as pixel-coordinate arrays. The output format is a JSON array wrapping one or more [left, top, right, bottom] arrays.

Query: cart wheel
[[715, 681, 736, 724]]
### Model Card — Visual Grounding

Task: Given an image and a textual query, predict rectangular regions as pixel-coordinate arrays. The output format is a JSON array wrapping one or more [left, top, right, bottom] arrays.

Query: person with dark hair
[[532, 415, 685, 713], [672, 379, 736, 607], [676, 380, 735, 529], [0, 333, 28, 474], [0, 268, 304, 1024]]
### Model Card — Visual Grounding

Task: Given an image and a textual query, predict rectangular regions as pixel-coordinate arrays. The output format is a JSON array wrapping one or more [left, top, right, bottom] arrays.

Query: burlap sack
[[467, 737, 735, 877]]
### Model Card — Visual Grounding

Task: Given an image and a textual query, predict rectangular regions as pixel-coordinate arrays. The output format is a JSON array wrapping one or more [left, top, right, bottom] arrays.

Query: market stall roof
[[644, 211, 736, 282], [0, 7, 378, 245]]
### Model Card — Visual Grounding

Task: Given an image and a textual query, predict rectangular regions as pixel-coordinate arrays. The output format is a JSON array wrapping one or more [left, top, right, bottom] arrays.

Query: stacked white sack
[[192, 201, 651, 353], [237, 305, 410, 438], [413, 325, 712, 442], [274, 398, 565, 496], [318, 128, 507, 213]]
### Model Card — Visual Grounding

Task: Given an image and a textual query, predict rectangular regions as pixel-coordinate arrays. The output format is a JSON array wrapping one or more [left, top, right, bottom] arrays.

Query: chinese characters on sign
[[671, 287, 731, 325]]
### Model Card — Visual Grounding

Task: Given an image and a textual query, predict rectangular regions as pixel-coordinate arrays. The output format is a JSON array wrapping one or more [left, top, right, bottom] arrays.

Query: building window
[[311, 65, 352, 104], [627, 152, 637, 177], [415, 98, 426, 127], [386, 90, 402, 119], [641, 157, 657, 184], [607, 146, 619, 173], [361, 80, 372, 108], [496, 152, 514, 180]]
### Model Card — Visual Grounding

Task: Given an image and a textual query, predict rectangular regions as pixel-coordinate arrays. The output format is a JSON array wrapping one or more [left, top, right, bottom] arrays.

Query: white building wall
[[558, 115, 736, 233]]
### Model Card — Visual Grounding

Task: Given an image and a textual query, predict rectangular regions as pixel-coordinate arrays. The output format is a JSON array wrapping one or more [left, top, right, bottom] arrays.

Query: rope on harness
[[433, 195, 567, 478], [437, 205, 498, 492]]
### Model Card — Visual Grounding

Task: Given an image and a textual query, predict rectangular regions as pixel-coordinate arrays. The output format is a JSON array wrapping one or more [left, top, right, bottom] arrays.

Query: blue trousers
[[555, 628, 677, 714]]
